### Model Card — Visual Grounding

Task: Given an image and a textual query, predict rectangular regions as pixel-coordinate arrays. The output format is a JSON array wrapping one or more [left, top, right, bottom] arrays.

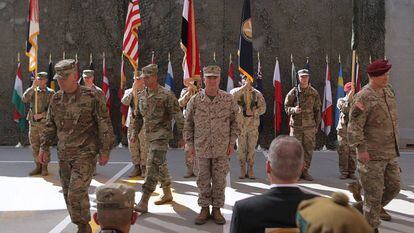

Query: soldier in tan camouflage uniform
[[39, 59, 115, 233], [336, 82, 357, 180], [134, 64, 184, 213], [348, 60, 400, 232], [121, 73, 148, 177], [184, 65, 240, 225], [230, 76, 266, 179], [22, 72, 55, 176], [82, 70, 104, 96], [284, 69, 321, 181]]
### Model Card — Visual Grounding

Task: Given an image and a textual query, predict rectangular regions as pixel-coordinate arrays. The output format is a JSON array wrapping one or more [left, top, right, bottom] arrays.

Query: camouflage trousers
[[197, 156, 229, 208], [59, 155, 96, 225], [184, 145, 199, 175], [358, 158, 401, 228], [237, 125, 259, 166], [142, 139, 171, 195], [290, 128, 315, 171], [29, 122, 50, 163], [337, 134, 356, 175], [127, 126, 148, 166]]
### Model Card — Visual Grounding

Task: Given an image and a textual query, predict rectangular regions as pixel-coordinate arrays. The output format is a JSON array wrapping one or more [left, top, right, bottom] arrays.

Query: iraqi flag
[[273, 58, 283, 134], [321, 57, 333, 135]]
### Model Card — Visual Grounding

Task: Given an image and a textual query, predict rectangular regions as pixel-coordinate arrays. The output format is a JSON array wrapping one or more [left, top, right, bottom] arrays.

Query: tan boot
[[129, 165, 141, 177], [239, 164, 246, 179], [380, 207, 392, 221], [194, 207, 210, 225], [248, 164, 255, 179], [141, 165, 146, 178], [212, 207, 226, 225], [154, 187, 173, 205], [41, 164, 48, 176], [134, 193, 151, 213], [29, 163, 42, 176], [76, 223, 92, 233], [347, 181, 362, 202], [301, 170, 314, 181], [183, 167, 195, 178]]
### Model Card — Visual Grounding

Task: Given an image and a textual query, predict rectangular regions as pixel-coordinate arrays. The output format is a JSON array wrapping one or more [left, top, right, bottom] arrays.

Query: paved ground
[[0, 147, 413, 233]]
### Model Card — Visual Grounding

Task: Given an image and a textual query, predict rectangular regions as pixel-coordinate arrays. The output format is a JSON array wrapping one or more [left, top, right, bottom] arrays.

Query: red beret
[[367, 59, 392, 77], [344, 82, 352, 92]]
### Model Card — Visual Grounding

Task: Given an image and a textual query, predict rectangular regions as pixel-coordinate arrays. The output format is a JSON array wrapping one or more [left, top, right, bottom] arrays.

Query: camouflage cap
[[141, 64, 158, 78], [54, 59, 76, 80], [297, 69, 310, 77], [82, 69, 95, 78], [203, 65, 221, 77], [296, 192, 372, 233], [34, 72, 48, 80], [96, 183, 135, 210]]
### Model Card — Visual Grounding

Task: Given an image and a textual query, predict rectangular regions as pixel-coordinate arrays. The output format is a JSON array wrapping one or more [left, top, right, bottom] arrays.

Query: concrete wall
[[385, 0, 414, 148]]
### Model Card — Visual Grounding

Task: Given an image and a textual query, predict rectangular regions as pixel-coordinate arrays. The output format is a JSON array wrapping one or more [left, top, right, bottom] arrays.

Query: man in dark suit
[[230, 136, 317, 233]]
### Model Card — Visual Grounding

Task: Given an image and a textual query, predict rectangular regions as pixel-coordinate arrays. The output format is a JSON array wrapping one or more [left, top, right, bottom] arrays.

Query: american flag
[[122, 0, 141, 70], [102, 53, 111, 116]]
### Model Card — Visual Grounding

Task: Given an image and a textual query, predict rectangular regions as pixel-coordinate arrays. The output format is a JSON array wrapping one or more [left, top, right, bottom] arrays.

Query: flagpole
[[18, 52, 20, 63], [90, 53, 93, 65], [63, 51, 65, 59]]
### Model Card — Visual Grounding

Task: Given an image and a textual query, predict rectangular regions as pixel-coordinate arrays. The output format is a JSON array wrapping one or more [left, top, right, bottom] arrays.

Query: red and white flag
[[321, 57, 333, 135], [273, 58, 283, 134], [226, 54, 235, 93], [26, 0, 39, 72], [122, 0, 141, 70], [102, 53, 111, 116]]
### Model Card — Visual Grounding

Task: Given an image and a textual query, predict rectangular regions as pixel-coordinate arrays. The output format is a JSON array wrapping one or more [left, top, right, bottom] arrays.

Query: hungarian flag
[[181, 0, 201, 85], [226, 53, 235, 93], [26, 0, 39, 72], [273, 58, 283, 134], [122, 0, 141, 70], [335, 60, 345, 128], [165, 55, 175, 92], [321, 57, 333, 135], [102, 53, 111, 116], [12, 61, 27, 132], [47, 55, 57, 91], [238, 0, 253, 83], [119, 55, 128, 130]]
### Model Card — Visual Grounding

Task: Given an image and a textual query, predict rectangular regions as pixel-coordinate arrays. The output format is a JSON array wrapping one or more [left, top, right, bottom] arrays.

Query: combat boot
[[211, 207, 226, 225], [129, 165, 141, 177], [339, 173, 348, 179], [76, 223, 92, 233], [29, 163, 42, 176], [41, 164, 48, 176], [301, 171, 314, 181], [247, 164, 255, 179], [154, 187, 173, 205], [380, 207, 392, 221], [183, 167, 195, 178], [239, 164, 246, 179], [134, 193, 151, 213], [348, 173, 357, 180], [347, 181, 362, 202], [195, 207, 210, 225], [141, 165, 146, 178], [374, 228, 379, 233]]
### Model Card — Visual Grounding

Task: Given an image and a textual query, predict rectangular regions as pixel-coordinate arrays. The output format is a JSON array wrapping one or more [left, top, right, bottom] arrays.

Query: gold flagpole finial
[[17, 52, 20, 63], [291, 54, 293, 63], [306, 56, 309, 64], [356, 54, 359, 63], [103, 52, 105, 59], [49, 53, 52, 63], [384, 55, 387, 60], [90, 53, 93, 63], [63, 51, 66, 59], [75, 53, 78, 61], [326, 54, 329, 64], [276, 56, 278, 62], [258, 52, 260, 60], [369, 55, 372, 63], [338, 54, 341, 64], [213, 51, 216, 62], [229, 53, 232, 61], [168, 52, 171, 62]]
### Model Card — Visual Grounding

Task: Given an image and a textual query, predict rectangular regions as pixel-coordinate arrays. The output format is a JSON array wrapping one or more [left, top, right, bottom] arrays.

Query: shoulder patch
[[351, 102, 364, 117]]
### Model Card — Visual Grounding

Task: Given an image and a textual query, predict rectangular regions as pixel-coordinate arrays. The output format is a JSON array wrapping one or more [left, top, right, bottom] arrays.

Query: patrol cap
[[54, 59, 76, 80], [203, 65, 221, 77], [32, 72, 48, 81], [297, 69, 310, 77], [82, 69, 95, 78], [96, 183, 135, 210], [344, 82, 352, 92], [141, 64, 158, 78], [296, 192, 373, 233], [367, 59, 392, 77]]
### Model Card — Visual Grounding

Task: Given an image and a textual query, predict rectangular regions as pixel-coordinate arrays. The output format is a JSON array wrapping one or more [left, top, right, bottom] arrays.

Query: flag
[[226, 54, 235, 93], [165, 55, 175, 92], [151, 50, 157, 65], [355, 57, 362, 92], [181, 0, 201, 85], [291, 56, 299, 105], [12, 61, 27, 132], [351, 0, 359, 51], [119, 55, 128, 130], [273, 58, 283, 134], [238, 0, 253, 83], [26, 0, 39, 72], [47, 57, 57, 91], [102, 53, 111, 116], [305, 57, 312, 85], [321, 57, 333, 135], [256, 52, 264, 133], [335, 61, 345, 128], [89, 53, 95, 71], [122, 0, 141, 70]]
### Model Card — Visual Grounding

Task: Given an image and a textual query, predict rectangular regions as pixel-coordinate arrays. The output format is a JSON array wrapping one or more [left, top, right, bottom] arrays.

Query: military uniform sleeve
[[169, 93, 184, 138], [284, 88, 297, 115], [40, 96, 57, 151], [313, 91, 322, 127], [121, 89, 133, 105], [178, 88, 191, 108], [230, 97, 241, 146], [230, 87, 244, 104], [183, 97, 195, 148], [22, 87, 35, 103], [132, 108, 143, 137], [348, 96, 368, 153], [255, 91, 266, 116], [337, 97, 350, 114], [93, 94, 115, 156]]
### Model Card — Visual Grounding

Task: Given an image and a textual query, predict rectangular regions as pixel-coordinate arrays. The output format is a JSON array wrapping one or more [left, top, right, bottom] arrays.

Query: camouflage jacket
[[137, 85, 183, 142], [184, 89, 240, 158], [284, 86, 321, 129], [22, 87, 55, 124], [336, 96, 351, 135], [348, 84, 399, 160], [178, 88, 196, 118], [40, 85, 115, 159], [230, 86, 266, 127], [121, 87, 143, 128]]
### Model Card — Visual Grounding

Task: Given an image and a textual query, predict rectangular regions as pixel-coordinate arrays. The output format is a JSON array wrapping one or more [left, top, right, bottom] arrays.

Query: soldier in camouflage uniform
[[184, 65, 240, 225], [336, 82, 357, 179], [134, 64, 184, 213], [230, 75, 266, 179], [22, 72, 55, 176], [284, 69, 321, 181], [348, 60, 400, 232], [82, 70, 104, 96], [121, 73, 148, 177], [39, 59, 115, 233]]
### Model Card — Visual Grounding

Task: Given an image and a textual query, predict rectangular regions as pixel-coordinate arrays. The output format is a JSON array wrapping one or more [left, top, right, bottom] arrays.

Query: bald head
[[267, 136, 304, 181]]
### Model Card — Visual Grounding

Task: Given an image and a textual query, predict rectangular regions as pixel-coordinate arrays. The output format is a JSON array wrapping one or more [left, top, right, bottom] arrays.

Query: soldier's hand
[[31, 78, 39, 88], [227, 144, 234, 156], [357, 152, 370, 164], [38, 149, 48, 165], [98, 155, 110, 166], [130, 136, 136, 144], [187, 145, 195, 157], [33, 113, 44, 121], [294, 106, 302, 114]]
